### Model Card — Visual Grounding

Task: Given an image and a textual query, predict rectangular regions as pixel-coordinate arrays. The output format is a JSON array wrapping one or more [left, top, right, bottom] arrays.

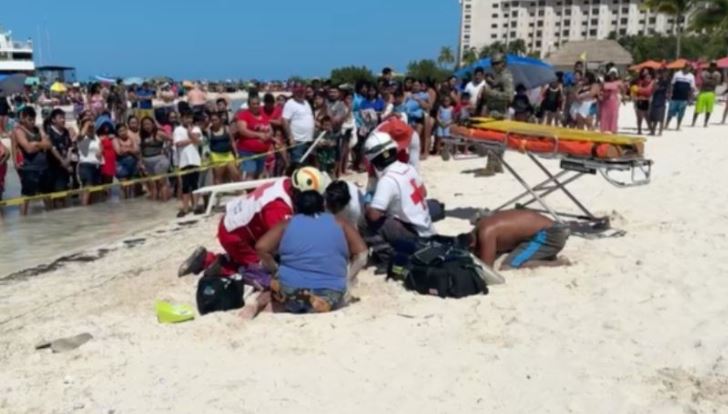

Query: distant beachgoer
[[573, 71, 600, 131], [435, 94, 454, 156], [540, 79, 564, 126], [207, 111, 238, 184], [512, 84, 534, 122], [13, 106, 52, 215], [459, 209, 570, 270], [236, 95, 273, 180], [139, 116, 171, 201], [216, 98, 231, 125], [255, 189, 367, 313], [45, 109, 75, 207], [108, 82, 128, 124], [283, 85, 315, 163], [634, 68, 654, 135], [692, 61, 723, 128], [187, 83, 207, 113], [0, 140, 7, 202], [173, 111, 203, 217], [665, 65, 696, 131], [0, 94, 10, 134], [315, 116, 339, 176], [88, 84, 106, 117], [363, 132, 434, 245], [134, 82, 155, 121], [76, 118, 103, 206], [599, 70, 622, 134], [126, 115, 141, 145], [648, 68, 671, 136], [114, 124, 139, 198], [177, 167, 326, 279], [464, 67, 486, 109]]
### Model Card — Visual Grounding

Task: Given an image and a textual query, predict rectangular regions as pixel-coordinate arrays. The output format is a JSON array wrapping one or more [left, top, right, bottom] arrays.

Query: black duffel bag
[[388, 239, 488, 298]]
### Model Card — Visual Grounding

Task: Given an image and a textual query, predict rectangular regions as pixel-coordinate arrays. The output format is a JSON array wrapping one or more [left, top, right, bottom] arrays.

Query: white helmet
[[291, 166, 326, 194], [364, 131, 398, 162]]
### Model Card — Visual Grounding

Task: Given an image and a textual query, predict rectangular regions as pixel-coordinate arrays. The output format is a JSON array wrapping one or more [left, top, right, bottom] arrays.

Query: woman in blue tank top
[[256, 190, 367, 314]]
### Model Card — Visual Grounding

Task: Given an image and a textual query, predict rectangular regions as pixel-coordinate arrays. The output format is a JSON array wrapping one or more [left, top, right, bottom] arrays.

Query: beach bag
[[388, 239, 488, 298], [196, 274, 245, 315], [426, 199, 446, 223]]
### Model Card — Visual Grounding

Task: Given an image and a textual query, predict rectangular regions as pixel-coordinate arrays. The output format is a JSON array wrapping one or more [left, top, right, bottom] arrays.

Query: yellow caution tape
[[0, 142, 305, 208]]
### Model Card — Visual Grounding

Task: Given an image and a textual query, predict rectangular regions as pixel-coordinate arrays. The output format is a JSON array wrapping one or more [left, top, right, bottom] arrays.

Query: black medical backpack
[[388, 238, 488, 298], [196, 274, 245, 315]]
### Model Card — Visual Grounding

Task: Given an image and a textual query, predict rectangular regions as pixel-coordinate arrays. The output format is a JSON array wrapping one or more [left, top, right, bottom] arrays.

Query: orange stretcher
[[449, 120, 653, 238]]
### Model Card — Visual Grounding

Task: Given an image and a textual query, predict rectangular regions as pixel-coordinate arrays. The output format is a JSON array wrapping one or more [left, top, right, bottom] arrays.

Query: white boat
[[0, 25, 34, 74]]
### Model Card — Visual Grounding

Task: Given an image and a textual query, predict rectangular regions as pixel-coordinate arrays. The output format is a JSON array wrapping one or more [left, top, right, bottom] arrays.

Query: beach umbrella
[[629, 60, 664, 71], [666, 58, 691, 69], [455, 54, 556, 89], [50, 82, 67, 93], [715, 57, 728, 69], [0, 73, 27, 95], [123, 77, 144, 86]]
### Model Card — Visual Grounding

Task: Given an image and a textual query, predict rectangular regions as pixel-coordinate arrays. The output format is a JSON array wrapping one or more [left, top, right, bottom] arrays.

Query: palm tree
[[644, 0, 695, 58], [438, 46, 455, 69], [462, 47, 478, 66], [506, 39, 528, 56], [691, 0, 728, 48]]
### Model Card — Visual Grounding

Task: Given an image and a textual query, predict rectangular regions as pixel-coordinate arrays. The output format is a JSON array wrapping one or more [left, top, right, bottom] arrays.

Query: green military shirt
[[484, 68, 514, 118]]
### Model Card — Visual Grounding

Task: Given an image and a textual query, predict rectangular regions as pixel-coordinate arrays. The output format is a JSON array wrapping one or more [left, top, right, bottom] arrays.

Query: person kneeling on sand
[[362, 131, 435, 245], [178, 166, 327, 281], [252, 190, 367, 313], [458, 209, 570, 270]]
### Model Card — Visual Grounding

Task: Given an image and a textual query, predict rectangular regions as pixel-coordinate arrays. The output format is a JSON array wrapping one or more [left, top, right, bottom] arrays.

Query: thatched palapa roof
[[546, 40, 633, 69]]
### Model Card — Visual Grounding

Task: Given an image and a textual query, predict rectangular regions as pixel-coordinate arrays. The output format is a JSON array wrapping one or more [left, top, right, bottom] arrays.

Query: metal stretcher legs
[[490, 152, 609, 232]]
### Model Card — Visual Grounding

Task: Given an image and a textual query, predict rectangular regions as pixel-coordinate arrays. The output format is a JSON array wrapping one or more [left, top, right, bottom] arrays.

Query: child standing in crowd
[[316, 116, 339, 177], [512, 84, 534, 122], [435, 94, 454, 156], [207, 111, 238, 185], [173, 111, 202, 217], [96, 116, 117, 187]]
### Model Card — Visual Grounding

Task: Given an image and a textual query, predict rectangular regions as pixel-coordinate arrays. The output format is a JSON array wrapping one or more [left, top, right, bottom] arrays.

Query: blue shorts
[[238, 150, 265, 175], [668, 100, 688, 119], [504, 224, 570, 268], [289, 142, 311, 164]]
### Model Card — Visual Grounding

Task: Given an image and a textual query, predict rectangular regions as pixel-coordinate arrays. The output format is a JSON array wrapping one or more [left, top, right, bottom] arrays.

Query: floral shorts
[[271, 279, 344, 314]]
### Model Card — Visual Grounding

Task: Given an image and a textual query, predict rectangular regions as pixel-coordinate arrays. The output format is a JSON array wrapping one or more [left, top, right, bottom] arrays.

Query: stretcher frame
[[449, 128, 653, 237]]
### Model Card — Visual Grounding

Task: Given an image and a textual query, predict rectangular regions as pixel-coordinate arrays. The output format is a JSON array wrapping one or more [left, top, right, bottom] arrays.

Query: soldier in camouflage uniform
[[480, 52, 514, 176]]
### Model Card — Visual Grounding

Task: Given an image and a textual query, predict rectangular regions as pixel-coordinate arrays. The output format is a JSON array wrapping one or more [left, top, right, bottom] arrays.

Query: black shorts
[[47, 168, 70, 192], [504, 224, 570, 268], [180, 166, 200, 194], [635, 100, 650, 112], [19, 169, 48, 196], [77, 163, 101, 187]]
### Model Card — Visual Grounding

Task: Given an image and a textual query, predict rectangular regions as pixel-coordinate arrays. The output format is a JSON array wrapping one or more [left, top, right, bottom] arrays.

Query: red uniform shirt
[[100, 136, 117, 178]]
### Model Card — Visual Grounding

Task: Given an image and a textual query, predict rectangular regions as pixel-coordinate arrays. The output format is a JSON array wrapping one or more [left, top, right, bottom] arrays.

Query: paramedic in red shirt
[[178, 166, 326, 278]]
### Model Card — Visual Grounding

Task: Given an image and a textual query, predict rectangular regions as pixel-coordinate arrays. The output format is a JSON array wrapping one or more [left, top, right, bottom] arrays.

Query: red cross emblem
[[409, 179, 426, 207], [249, 181, 275, 200]]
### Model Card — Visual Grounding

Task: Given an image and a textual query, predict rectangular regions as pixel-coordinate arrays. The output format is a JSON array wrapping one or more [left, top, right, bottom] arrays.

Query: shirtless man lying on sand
[[459, 209, 570, 270]]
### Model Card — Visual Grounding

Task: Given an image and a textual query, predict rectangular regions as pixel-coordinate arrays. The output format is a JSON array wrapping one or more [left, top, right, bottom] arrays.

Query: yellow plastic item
[[470, 117, 646, 146], [155, 301, 196, 324]]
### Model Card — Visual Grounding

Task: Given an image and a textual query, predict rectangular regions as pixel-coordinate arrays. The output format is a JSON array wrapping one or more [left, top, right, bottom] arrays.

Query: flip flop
[[35, 333, 93, 353]]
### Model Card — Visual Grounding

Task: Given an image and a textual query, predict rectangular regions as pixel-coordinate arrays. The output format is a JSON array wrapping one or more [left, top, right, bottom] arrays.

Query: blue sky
[[4, 0, 460, 80]]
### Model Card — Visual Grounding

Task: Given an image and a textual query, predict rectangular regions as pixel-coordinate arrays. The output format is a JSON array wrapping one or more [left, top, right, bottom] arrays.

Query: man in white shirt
[[464, 67, 487, 109], [173, 111, 202, 217], [282, 85, 315, 163], [363, 131, 435, 244], [665, 65, 697, 131]]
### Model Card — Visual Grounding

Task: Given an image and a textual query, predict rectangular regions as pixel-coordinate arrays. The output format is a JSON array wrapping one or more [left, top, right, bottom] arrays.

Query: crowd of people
[[1, 56, 726, 217]]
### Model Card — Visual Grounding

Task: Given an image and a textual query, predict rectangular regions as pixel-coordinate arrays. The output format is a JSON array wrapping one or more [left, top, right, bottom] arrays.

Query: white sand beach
[[1, 105, 728, 413]]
